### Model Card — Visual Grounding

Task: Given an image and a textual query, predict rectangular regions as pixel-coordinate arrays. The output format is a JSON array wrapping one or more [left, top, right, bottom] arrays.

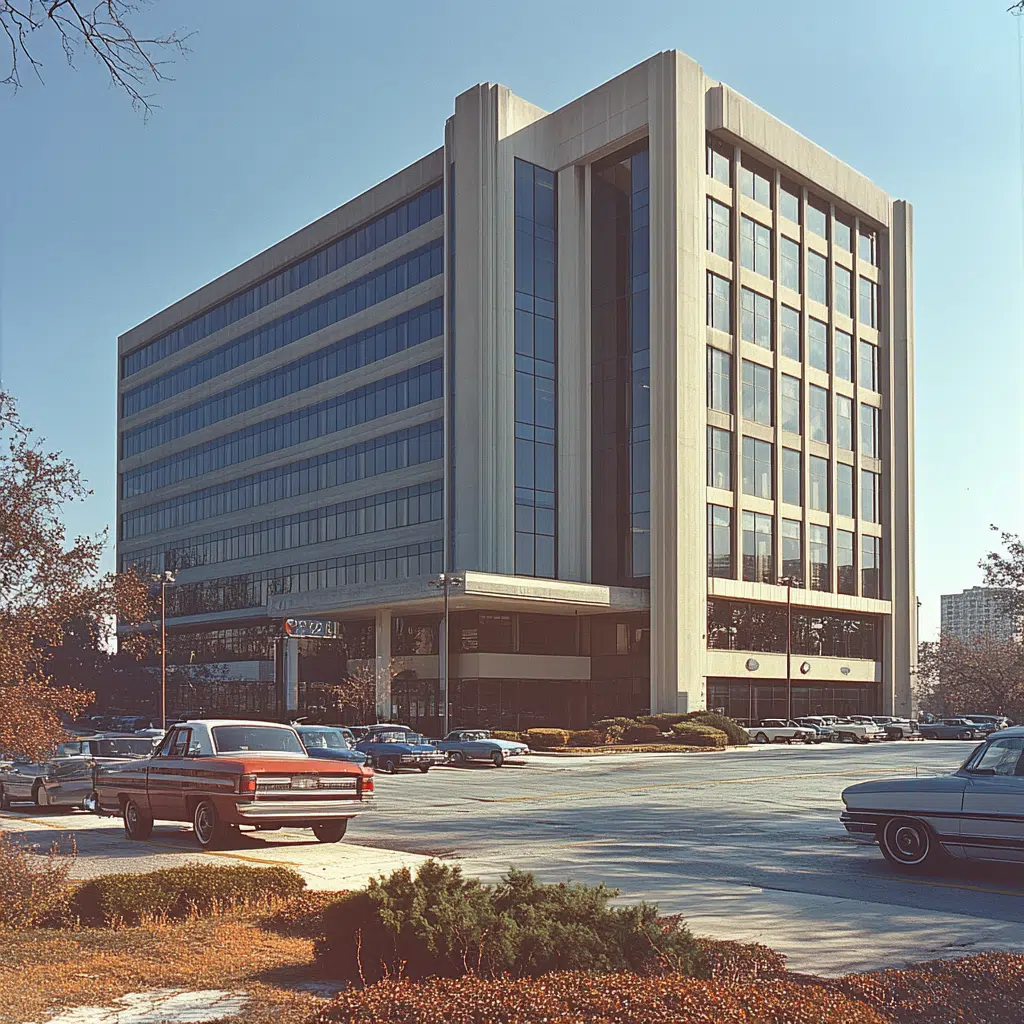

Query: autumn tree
[[980, 527, 1024, 627], [0, 390, 153, 757], [2, 0, 190, 115], [916, 633, 1024, 721]]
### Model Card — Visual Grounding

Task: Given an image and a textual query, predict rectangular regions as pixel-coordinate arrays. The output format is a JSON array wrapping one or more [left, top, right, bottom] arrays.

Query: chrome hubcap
[[126, 804, 137, 832], [893, 825, 925, 861], [195, 806, 213, 843]]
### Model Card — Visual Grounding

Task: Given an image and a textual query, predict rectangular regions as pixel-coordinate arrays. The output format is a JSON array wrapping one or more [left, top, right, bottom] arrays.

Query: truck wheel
[[193, 799, 229, 850], [313, 821, 348, 843], [123, 798, 153, 841], [492, 750, 505, 767]]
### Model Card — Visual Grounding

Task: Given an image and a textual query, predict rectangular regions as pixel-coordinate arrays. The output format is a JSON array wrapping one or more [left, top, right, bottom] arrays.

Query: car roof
[[178, 719, 296, 729]]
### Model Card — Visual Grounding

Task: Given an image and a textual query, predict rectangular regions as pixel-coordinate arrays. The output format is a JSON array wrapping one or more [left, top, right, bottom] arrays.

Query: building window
[[742, 437, 773, 498], [707, 272, 732, 332], [739, 155, 772, 207], [742, 360, 772, 425], [835, 214, 853, 252], [809, 454, 829, 511], [707, 137, 732, 185], [836, 395, 853, 450], [781, 518, 803, 586], [807, 251, 828, 305], [782, 448, 802, 506], [860, 404, 879, 458], [808, 317, 828, 372], [859, 228, 877, 266], [781, 237, 801, 293], [807, 197, 829, 239], [859, 276, 879, 327], [707, 505, 733, 578], [809, 525, 830, 591], [780, 179, 800, 223], [837, 462, 854, 517], [742, 511, 774, 583], [781, 374, 801, 435], [514, 159, 558, 579], [740, 288, 772, 348], [740, 216, 772, 277], [809, 385, 829, 443], [862, 536, 881, 598], [707, 427, 732, 489], [707, 197, 731, 259], [837, 530, 856, 594], [861, 469, 880, 523], [859, 340, 880, 392], [707, 347, 732, 412], [835, 264, 852, 318], [780, 305, 801, 361], [835, 329, 853, 381]]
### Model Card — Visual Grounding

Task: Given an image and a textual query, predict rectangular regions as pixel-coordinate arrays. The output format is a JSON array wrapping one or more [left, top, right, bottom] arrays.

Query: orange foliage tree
[[0, 391, 153, 757]]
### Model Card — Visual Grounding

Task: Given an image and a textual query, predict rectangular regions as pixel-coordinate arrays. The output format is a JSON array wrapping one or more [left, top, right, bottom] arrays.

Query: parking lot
[[4, 740, 1024, 974]]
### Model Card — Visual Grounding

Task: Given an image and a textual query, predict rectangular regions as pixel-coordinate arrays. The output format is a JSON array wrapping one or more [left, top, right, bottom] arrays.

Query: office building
[[940, 587, 1019, 643], [116, 50, 916, 732]]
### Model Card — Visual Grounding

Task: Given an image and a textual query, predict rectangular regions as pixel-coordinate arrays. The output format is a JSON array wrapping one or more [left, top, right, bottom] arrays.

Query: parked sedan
[[434, 729, 530, 767], [295, 725, 372, 766], [355, 726, 447, 774], [917, 718, 987, 741], [841, 726, 1024, 870], [749, 720, 818, 744], [0, 735, 157, 810], [795, 717, 835, 741]]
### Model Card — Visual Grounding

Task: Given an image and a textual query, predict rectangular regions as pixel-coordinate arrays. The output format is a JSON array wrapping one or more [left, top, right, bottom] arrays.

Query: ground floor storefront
[[707, 679, 881, 723]]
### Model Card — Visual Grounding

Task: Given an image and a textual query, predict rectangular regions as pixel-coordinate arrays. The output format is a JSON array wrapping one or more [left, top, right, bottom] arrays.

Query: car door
[[147, 727, 191, 820], [960, 736, 1024, 862]]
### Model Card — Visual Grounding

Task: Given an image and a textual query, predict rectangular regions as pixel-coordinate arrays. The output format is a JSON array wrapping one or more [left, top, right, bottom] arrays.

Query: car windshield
[[212, 726, 305, 754], [459, 731, 489, 740], [55, 742, 87, 757], [301, 729, 352, 750], [95, 739, 155, 757], [374, 731, 421, 743]]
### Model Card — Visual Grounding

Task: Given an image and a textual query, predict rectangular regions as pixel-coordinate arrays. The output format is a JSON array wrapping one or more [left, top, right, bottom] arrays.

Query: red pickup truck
[[88, 719, 374, 849]]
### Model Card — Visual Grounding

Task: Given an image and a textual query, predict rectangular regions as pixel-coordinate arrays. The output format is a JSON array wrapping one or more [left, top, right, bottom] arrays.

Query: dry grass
[[0, 916, 326, 1024]]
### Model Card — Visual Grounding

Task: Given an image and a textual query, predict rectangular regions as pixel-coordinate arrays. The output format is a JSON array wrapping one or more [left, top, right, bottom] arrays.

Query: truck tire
[[123, 798, 153, 841], [313, 821, 348, 843], [193, 799, 230, 850]]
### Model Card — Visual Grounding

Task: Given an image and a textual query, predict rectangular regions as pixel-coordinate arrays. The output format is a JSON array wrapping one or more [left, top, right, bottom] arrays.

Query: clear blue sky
[[2, 0, 1022, 638]]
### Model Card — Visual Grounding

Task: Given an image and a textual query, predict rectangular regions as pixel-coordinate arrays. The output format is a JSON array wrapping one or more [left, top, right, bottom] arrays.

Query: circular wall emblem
[[800, 661, 811, 674], [840, 666, 851, 676], [745, 658, 759, 672]]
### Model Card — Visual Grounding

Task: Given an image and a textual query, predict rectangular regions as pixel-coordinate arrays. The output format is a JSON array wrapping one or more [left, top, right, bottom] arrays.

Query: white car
[[831, 718, 886, 744], [842, 726, 1024, 870], [749, 720, 818, 744]]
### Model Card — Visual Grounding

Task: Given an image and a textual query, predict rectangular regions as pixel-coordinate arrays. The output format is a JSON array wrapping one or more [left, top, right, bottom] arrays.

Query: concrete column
[[375, 609, 393, 722], [282, 637, 299, 717], [889, 201, 916, 717], [648, 52, 707, 713]]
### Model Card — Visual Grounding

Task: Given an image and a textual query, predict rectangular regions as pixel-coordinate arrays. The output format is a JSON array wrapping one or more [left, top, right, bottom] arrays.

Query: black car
[[294, 725, 372, 767]]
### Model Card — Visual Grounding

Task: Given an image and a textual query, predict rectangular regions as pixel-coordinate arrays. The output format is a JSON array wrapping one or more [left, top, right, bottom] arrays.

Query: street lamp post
[[146, 571, 177, 731], [429, 572, 463, 737], [778, 576, 796, 721]]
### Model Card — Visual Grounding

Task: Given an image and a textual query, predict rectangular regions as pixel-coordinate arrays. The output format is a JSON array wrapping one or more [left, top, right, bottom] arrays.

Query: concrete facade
[[116, 50, 915, 729]]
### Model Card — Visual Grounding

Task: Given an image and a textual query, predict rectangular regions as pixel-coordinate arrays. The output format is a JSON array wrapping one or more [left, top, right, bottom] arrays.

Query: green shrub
[[592, 717, 638, 744], [70, 864, 306, 925], [261, 889, 352, 938], [567, 729, 604, 747], [525, 728, 570, 749], [0, 831, 75, 929], [670, 723, 728, 748], [683, 711, 750, 745], [491, 730, 523, 742], [638, 713, 689, 729], [316, 861, 698, 984], [622, 723, 662, 744]]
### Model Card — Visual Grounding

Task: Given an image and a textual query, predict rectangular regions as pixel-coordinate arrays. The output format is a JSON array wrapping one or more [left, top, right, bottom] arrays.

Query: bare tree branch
[[2, 0, 191, 117]]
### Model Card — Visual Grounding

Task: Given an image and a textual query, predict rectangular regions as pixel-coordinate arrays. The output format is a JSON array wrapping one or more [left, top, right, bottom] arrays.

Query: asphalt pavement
[[4, 740, 1024, 975]]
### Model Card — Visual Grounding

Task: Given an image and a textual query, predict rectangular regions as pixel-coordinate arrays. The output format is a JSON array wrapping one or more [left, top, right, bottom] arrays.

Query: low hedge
[[0, 831, 75, 929], [622, 723, 662, 744], [261, 889, 352, 938], [670, 723, 729, 748], [316, 860, 698, 984], [684, 711, 750, 746], [567, 729, 604, 747], [490, 730, 523, 742], [526, 728, 570, 749], [318, 971, 889, 1023], [638, 713, 690, 729], [70, 864, 306, 926]]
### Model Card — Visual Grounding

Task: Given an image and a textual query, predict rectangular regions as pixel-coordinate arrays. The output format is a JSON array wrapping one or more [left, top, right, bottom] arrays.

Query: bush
[[693, 938, 788, 981], [638, 713, 690, 729], [525, 728, 570, 749], [567, 729, 604, 747], [261, 890, 351, 938], [670, 723, 729, 748], [592, 717, 639, 743], [318, 971, 890, 1023], [490, 730, 523, 742], [684, 711, 750, 745], [0, 831, 75, 929], [622, 723, 663, 744], [70, 864, 306, 926], [316, 861, 698, 984]]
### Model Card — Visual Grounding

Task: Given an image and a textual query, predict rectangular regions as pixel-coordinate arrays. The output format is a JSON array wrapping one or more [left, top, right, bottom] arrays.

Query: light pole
[[777, 576, 797, 721], [429, 572, 463, 737], [147, 571, 177, 731]]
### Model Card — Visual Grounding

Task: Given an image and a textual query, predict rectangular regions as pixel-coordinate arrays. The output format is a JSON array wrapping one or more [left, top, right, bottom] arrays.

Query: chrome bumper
[[235, 797, 373, 820]]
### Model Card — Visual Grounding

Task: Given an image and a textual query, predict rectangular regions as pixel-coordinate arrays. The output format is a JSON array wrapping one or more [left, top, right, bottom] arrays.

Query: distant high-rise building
[[940, 587, 1018, 642]]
